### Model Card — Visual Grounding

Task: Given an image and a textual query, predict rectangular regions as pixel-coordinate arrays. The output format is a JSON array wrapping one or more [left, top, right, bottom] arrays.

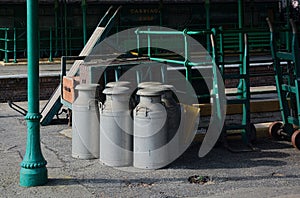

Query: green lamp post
[[20, 0, 48, 187]]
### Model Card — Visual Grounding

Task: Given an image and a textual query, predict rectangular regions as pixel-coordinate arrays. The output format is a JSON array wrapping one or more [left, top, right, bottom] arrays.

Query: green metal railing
[[135, 28, 213, 101], [0, 26, 87, 63], [135, 28, 212, 67], [0, 28, 25, 63]]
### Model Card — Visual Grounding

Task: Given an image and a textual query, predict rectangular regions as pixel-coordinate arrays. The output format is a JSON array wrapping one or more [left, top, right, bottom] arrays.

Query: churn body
[[100, 86, 133, 167], [72, 84, 100, 159], [133, 88, 168, 169]]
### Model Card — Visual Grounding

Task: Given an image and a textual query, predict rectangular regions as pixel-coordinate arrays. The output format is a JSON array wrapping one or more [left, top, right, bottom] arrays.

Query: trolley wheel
[[269, 121, 284, 140], [291, 130, 300, 150], [249, 123, 257, 143]]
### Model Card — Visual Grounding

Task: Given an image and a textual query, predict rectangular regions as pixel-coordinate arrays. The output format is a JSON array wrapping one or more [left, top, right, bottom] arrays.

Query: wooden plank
[[194, 98, 280, 116], [40, 27, 105, 125]]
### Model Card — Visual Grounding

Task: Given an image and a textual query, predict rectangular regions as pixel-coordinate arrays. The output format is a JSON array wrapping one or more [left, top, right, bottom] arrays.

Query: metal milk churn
[[136, 81, 163, 107], [159, 85, 180, 142], [158, 85, 181, 162], [100, 86, 133, 167], [133, 88, 168, 169], [106, 81, 136, 109], [72, 84, 100, 159]]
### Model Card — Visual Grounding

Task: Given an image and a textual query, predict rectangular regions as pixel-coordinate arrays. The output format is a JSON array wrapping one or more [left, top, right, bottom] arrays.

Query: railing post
[[20, 0, 48, 187], [136, 29, 140, 55], [286, 0, 291, 51], [147, 28, 151, 57], [49, 27, 53, 62], [205, 0, 211, 53], [4, 29, 8, 63], [64, 0, 68, 56], [238, 0, 244, 96], [14, 28, 18, 63], [54, 0, 59, 56], [82, 0, 87, 45]]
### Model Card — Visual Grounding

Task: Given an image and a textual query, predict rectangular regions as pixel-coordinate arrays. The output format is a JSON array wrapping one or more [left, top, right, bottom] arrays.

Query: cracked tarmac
[[1, 101, 300, 197]]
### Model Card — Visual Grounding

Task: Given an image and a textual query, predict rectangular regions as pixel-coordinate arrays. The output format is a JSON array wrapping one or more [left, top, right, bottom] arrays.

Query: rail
[[0, 27, 85, 63]]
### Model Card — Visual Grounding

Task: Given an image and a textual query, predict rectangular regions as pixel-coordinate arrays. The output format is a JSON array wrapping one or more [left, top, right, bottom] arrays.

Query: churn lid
[[75, 84, 99, 90], [138, 81, 163, 89], [103, 86, 131, 95], [106, 81, 131, 88], [156, 84, 176, 92], [136, 88, 163, 96]]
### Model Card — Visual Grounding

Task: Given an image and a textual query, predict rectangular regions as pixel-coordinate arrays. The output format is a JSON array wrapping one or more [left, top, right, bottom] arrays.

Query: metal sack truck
[[267, 18, 300, 149]]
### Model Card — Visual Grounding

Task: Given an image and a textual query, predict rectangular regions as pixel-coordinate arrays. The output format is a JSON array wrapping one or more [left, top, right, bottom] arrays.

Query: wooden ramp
[[41, 6, 121, 125]]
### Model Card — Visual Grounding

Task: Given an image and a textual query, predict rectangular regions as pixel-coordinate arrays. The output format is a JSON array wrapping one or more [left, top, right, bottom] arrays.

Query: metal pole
[[20, 0, 48, 187], [205, 0, 211, 53], [4, 29, 8, 63], [159, 0, 163, 26], [54, 0, 58, 56], [237, 0, 244, 96], [250, 0, 254, 28], [49, 27, 53, 62], [64, 0, 68, 56], [14, 28, 17, 63], [82, 0, 87, 45], [238, 0, 244, 53], [286, 0, 290, 51]]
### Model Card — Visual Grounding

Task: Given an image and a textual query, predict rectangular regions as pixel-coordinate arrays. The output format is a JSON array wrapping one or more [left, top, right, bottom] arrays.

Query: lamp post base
[[20, 167, 48, 187]]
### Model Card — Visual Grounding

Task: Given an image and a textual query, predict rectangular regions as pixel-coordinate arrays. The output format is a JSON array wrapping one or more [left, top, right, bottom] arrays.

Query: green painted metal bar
[[137, 30, 209, 36], [49, 27, 53, 62], [64, 0, 68, 56], [237, 0, 244, 97], [147, 28, 151, 57], [114, 68, 120, 81], [216, 27, 225, 75], [183, 29, 189, 64], [4, 29, 8, 63], [150, 57, 184, 65], [136, 29, 140, 55], [295, 80, 300, 126], [205, 0, 211, 52], [238, 0, 244, 57], [13, 28, 17, 63], [54, 0, 58, 56], [137, 30, 183, 35], [187, 30, 211, 35], [159, 0, 163, 26], [250, 0, 254, 28], [82, 0, 87, 45], [68, 27, 72, 55], [20, 0, 48, 187], [150, 57, 206, 67], [286, 0, 290, 51], [241, 33, 250, 144]]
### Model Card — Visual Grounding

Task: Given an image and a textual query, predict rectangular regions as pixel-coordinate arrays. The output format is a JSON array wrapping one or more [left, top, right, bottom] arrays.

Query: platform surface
[[1, 101, 300, 197]]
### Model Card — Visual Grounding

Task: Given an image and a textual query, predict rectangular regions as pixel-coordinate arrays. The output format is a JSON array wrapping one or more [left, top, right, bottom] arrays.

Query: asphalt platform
[[1, 62, 300, 197]]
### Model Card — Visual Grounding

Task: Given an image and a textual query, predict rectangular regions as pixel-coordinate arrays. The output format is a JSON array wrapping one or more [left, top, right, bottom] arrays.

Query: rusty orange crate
[[62, 76, 80, 103]]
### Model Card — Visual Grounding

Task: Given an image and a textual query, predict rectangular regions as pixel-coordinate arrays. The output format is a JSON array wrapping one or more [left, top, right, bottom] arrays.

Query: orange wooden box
[[62, 76, 80, 103]]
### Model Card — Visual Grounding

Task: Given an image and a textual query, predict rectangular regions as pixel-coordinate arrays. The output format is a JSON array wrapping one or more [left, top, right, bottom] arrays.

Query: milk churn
[[72, 84, 100, 159], [135, 81, 163, 107], [159, 85, 180, 142], [100, 86, 133, 167], [158, 85, 181, 162], [106, 81, 135, 109], [133, 88, 168, 169]]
